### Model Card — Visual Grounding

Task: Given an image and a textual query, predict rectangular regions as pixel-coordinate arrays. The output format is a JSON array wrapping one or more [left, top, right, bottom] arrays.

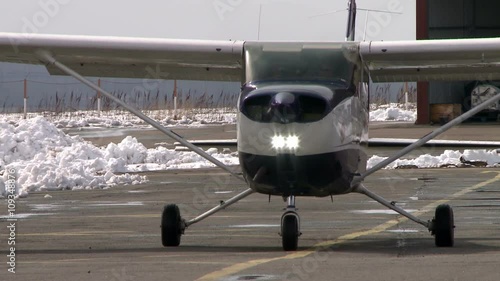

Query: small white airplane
[[2, 0, 500, 251]]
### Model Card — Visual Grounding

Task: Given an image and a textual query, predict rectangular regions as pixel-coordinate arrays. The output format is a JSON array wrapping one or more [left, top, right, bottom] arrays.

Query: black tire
[[161, 204, 182, 247], [282, 214, 299, 251], [434, 204, 454, 247]]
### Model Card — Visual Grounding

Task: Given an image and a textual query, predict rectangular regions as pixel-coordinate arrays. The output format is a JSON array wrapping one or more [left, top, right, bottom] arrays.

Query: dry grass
[[0, 89, 239, 116], [371, 83, 417, 106]]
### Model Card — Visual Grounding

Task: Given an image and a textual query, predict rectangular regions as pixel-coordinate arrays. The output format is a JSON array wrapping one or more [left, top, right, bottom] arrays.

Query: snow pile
[[55, 117, 135, 128], [0, 117, 144, 197], [368, 149, 500, 169], [160, 113, 237, 127], [0, 117, 238, 197], [370, 105, 417, 122], [104, 137, 238, 172], [51, 112, 237, 128]]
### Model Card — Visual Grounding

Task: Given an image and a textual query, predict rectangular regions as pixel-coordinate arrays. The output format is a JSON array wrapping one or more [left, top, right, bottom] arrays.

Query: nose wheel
[[281, 212, 300, 251], [280, 196, 301, 251]]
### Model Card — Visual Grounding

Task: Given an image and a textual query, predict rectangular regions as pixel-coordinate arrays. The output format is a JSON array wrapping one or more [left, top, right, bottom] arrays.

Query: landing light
[[272, 135, 300, 149]]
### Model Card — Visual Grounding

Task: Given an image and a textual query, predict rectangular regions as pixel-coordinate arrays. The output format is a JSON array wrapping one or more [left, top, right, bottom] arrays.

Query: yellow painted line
[[197, 171, 500, 281], [20, 231, 133, 237]]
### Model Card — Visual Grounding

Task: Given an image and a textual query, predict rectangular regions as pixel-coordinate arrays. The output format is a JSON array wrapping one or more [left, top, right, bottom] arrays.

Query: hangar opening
[[416, 0, 500, 124]]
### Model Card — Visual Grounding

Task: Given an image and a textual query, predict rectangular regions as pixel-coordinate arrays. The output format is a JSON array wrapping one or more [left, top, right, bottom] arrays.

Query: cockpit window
[[242, 92, 328, 123], [244, 95, 272, 122], [298, 95, 327, 122]]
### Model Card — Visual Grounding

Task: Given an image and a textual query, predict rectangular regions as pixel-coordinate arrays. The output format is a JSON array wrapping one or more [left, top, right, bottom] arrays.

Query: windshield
[[244, 42, 359, 84], [242, 92, 328, 123]]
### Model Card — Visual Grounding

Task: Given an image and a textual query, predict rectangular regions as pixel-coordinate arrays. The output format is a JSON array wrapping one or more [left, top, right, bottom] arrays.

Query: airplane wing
[[359, 38, 500, 82], [1, 32, 500, 83], [0, 32, 244, 81]]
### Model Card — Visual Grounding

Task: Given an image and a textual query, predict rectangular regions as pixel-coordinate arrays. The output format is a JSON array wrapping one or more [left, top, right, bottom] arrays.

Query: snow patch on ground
[[368, 149, 500, 170], [0, 117, 238, 197], [370, 103, 417, 122]]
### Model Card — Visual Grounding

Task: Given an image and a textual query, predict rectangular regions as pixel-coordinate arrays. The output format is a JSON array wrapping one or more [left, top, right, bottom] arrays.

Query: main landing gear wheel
[[161, 204, 183, 247], [281, 213, 299, 251], [433, 204, 455, 247]]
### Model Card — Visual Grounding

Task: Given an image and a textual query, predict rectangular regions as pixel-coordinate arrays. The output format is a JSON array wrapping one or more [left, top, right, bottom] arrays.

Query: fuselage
[[236, 41, 369, 197], [237, 80, 368, 197]]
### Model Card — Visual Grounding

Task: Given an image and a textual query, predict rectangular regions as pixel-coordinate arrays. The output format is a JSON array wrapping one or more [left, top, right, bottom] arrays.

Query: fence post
[[404, 82, 409, 110], [23, 79, 27, 119], [97, 78, 102, 116], [173, 80, 178, 120]]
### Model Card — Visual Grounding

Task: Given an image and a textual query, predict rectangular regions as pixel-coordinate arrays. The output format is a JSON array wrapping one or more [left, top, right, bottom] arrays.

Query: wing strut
[[353, 87, 500, 187], [185, 187, 255, 227], [354, 183, 430, 228], [35, 50, 245, 181], [347, 85, 500, 241]]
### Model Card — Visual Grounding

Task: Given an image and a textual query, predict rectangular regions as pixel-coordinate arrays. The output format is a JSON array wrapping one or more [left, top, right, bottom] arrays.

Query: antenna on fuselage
[[308, 1, 356, 41], [309, 0, 401, 42], [257, 4, 263, 40], [346, 0, 357, 41], [358, 8, 402, 41]]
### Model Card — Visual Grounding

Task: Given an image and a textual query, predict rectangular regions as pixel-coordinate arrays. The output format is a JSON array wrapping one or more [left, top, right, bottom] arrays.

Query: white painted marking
[[386, 229, 419, 233], [0, 213, 55, 219], [227, 224, 280, 228], [88, 201, 144, 207], [174, 138, 500, 147], [29, 204, 64, 211], [369, 138, 500, 147], [215, 191, 234, 194], [350, 209, 417, 215]]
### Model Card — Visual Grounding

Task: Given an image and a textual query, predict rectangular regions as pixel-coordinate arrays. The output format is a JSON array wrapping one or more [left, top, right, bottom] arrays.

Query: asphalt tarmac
[[2, 122, 500, 280], [2, 167, 500, 281]]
